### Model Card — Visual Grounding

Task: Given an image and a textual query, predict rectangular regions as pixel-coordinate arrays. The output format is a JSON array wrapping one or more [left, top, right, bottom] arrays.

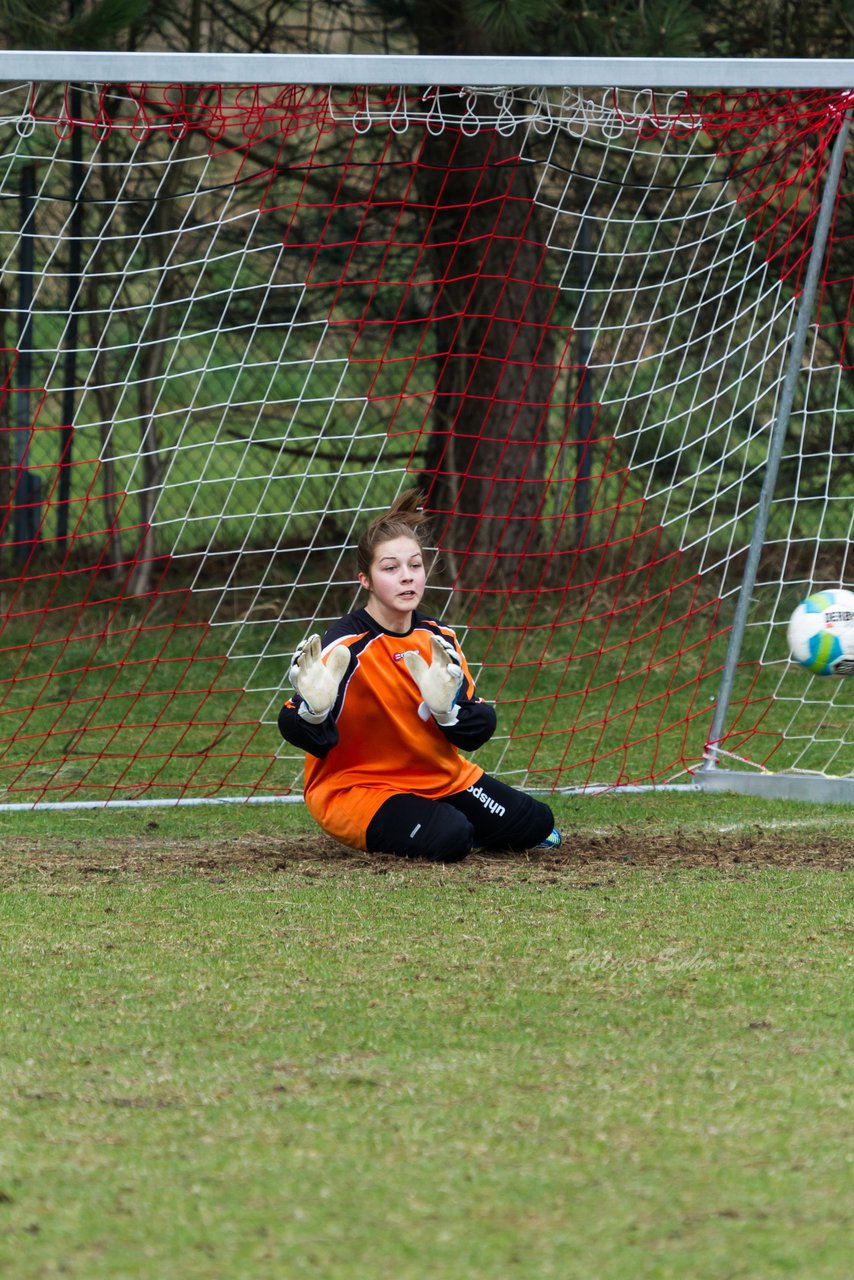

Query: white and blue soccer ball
[[787, 589, 854, 676]]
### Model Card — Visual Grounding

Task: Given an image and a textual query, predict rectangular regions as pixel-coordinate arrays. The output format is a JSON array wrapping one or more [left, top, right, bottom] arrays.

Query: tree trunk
[[412, 125, 561, 590], [126, 328, 168, 598], [124, 113, 198, 598], [86, 323, 124, 579]]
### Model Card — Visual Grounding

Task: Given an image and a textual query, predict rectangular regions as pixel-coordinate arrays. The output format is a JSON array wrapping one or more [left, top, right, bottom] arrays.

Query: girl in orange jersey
[[278, 492, 560, 862]]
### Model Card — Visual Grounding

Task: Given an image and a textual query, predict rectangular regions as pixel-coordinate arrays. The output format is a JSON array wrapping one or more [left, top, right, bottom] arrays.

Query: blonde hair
[[357, 490, 429, 579]]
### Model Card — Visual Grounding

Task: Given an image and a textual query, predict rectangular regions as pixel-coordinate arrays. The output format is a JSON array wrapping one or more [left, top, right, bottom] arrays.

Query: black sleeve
[[277, 699, 340, 759], [438, 696, 497, 752]]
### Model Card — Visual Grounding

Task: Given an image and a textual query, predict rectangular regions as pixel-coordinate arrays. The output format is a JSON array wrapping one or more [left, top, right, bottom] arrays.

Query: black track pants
[[365, 773, 555, 862]]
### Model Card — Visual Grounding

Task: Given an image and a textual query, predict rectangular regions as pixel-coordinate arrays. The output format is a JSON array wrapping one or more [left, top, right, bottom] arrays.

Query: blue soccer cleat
[[536, 828, 562, 850]]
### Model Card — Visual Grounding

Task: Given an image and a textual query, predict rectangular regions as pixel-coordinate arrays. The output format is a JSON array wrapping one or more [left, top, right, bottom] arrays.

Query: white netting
[[0, 77, 851, 805]]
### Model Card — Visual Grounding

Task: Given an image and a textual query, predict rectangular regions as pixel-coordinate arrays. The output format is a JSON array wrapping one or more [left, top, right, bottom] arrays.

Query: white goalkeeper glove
[[403, 635, 464, 726], [289, 635, 350, 723]]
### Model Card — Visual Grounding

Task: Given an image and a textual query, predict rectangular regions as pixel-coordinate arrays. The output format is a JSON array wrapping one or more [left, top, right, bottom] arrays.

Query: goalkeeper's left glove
[[289, 635, 350, 723], [403, 635, 464, 726]]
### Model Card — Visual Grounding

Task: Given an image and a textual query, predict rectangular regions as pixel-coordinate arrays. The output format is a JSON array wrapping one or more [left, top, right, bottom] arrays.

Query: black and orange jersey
[[278, 608, 496, 850]]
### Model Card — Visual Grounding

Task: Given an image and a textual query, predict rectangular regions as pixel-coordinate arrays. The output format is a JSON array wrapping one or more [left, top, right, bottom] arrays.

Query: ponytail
[[357, 490, 429, 578]]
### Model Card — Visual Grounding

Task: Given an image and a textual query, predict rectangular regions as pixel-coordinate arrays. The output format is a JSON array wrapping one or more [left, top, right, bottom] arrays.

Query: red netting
[[311, 127, 732, 786], [0, 83, 850, 803], [686, 90, 854, 360], [0, 417, 272, 804]]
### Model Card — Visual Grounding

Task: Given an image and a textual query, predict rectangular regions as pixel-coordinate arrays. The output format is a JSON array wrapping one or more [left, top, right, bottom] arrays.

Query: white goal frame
[[1, 53, 854, 809]]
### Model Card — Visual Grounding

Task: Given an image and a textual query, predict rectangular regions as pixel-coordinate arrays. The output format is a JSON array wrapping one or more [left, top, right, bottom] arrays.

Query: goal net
[[1, 65, 852, 808]]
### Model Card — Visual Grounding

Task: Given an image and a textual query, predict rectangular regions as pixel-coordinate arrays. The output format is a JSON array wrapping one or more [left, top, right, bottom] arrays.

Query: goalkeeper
[[278, 491, 560, 862]]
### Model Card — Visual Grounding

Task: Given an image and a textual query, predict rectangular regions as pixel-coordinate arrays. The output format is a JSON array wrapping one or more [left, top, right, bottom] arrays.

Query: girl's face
[[358, 535, 426, 632]]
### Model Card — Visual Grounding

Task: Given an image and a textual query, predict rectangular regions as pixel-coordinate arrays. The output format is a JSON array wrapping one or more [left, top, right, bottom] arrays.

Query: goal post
[[1, 54, 853, 811], [697, 104, 854, 802]]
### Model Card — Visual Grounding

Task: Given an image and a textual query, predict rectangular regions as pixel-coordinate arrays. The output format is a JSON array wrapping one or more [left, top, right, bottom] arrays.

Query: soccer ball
[[787, 589, 854, 676]]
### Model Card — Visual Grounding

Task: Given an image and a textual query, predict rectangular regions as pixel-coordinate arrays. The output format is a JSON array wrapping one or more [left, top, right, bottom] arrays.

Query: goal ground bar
[[694, 769, 854, 806]]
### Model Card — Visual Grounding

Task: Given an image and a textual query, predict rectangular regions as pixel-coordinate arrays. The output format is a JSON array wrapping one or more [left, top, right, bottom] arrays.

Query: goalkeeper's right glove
[[289, 635, 350, 723]]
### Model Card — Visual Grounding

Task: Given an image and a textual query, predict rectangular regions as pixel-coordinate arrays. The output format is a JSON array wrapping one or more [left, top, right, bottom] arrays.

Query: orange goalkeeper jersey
[[278, 608, 496, 850]]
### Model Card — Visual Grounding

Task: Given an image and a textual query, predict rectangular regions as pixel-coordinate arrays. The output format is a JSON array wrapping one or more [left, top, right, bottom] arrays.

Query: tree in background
[[0, 0, 147, 50], [0, 1, 851, 588]]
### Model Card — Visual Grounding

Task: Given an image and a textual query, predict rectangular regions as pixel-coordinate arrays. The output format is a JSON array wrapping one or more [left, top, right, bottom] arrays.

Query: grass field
[[0, 793, 851, 1279]]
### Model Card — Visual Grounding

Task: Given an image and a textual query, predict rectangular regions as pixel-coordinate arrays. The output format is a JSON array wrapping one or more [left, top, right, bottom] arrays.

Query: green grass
[[0, 795, 851, 1279]]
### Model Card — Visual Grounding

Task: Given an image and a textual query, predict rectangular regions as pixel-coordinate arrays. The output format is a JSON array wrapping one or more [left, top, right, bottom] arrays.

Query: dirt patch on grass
[[1, 826, 851, 885]]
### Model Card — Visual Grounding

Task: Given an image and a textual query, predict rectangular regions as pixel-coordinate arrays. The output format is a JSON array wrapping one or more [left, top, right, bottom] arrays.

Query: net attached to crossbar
[[0, 78, 852, 806]]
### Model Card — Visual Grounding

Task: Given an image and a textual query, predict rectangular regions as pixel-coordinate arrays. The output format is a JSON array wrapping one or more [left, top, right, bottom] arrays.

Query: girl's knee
[[399, 804, 473, 862], [366, 795, 473, 862], [505, 796, 554, 850]]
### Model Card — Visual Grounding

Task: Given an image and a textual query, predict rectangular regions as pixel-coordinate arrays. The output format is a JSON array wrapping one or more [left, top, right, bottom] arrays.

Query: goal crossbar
[[0, 52, 852, 89]]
